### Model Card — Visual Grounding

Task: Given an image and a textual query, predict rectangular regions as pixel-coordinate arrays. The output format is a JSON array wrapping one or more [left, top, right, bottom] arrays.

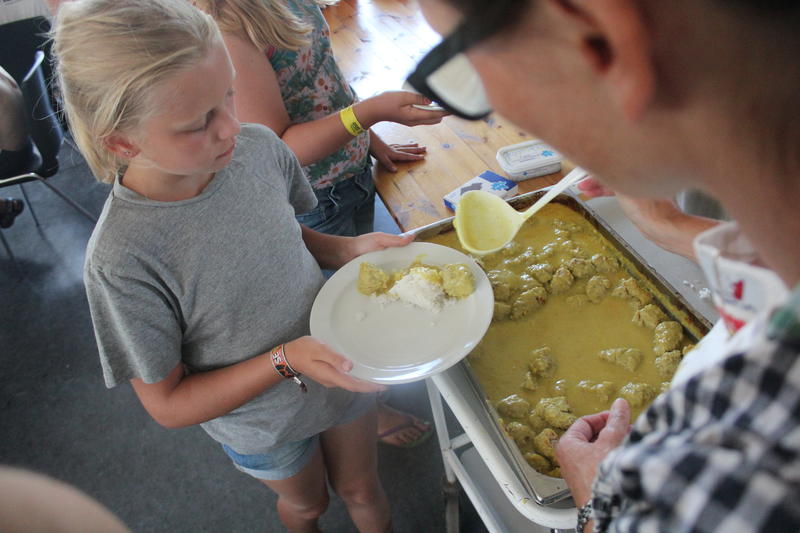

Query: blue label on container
[[479, 170, 517, 189]]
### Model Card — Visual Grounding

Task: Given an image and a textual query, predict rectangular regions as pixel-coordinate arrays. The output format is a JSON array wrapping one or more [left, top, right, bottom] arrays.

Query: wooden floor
[[324, 0, 569, 231]]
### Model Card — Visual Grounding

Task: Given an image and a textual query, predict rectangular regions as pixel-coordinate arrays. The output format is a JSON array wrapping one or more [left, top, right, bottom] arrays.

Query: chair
[[1, 14, 67, 131], [0, 51, 98, 268], [0, 16, 54, 89]]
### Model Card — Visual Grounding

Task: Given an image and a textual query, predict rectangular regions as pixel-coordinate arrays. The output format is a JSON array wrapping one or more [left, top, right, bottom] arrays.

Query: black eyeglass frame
[[406, 21, 498, 120]]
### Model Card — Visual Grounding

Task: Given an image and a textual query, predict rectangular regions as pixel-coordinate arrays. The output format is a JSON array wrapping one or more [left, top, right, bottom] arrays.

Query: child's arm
[[223, 33, 444, 167], [131, 336, 383, 429], [300, 226, 414, 270]]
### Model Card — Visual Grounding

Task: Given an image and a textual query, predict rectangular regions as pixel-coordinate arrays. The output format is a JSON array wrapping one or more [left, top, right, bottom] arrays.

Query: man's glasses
[[406, 22, 494, 120]]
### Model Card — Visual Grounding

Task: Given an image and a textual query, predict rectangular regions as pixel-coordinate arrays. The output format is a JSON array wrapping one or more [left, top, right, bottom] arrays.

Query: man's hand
[[578, 176, 683, 230], [577, 177, 717, 260], [556, 398, 631, 508]]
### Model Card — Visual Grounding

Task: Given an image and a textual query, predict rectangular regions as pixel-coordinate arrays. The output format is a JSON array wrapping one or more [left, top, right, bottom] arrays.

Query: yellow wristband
[[339, 105, 365, 137]]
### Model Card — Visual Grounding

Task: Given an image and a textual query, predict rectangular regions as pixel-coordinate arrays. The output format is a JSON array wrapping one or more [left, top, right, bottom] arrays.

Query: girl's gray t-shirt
[[84, 124, 356, 454]]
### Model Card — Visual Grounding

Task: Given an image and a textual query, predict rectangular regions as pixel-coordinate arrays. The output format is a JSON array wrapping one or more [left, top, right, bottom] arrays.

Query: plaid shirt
[[592, 285, 800, 532]]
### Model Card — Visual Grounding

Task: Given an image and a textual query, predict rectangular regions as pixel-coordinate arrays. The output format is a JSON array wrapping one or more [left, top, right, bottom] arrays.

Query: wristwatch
[[576, 501, 593, 532]]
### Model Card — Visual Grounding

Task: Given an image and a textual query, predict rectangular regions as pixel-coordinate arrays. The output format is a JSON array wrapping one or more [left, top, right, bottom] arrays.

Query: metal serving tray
[[412, 190, 713, 505]]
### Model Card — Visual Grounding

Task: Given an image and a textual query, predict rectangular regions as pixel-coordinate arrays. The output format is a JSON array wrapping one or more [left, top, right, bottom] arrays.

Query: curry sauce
[[426, 203, 697, 477]]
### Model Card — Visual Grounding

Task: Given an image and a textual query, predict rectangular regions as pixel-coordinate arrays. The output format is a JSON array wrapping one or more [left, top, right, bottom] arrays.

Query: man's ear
[[104, 133, 140, 160], [550, 0, 655, 121]]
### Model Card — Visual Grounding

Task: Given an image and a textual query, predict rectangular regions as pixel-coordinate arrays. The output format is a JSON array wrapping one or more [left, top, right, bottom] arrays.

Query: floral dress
[[267, 0, 370, 190]]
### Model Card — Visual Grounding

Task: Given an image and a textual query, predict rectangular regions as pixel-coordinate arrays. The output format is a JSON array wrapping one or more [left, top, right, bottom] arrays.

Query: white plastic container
[[496, 140, 562, 181]]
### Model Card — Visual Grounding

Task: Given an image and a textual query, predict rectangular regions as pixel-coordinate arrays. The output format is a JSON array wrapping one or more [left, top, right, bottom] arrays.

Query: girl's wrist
[[352, 99, 379, 130], [335, 235, 359, 268], [275, 340, 308, 392]]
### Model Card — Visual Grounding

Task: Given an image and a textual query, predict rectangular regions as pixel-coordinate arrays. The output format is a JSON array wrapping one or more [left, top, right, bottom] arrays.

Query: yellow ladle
[[453, 167, 588, 255]]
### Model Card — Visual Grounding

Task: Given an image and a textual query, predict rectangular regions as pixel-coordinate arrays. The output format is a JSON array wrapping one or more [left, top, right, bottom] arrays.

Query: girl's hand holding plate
[[344, 232, 415, 265], [284, 337, 386, 393]]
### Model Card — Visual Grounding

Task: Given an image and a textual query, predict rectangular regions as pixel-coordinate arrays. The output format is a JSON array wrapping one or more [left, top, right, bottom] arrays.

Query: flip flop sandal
[[378, 415, 433, 448]]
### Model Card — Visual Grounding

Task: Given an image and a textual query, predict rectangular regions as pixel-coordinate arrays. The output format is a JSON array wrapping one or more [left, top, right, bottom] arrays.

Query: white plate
[[402, 81, 446, 111], [310, 242, 494, 384], [412, 103, 446, 111]]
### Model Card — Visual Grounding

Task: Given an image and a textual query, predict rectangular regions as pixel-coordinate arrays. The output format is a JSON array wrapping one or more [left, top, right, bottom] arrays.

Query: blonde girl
[[193, 0, 441, 448], [53, 1, 409, 530]]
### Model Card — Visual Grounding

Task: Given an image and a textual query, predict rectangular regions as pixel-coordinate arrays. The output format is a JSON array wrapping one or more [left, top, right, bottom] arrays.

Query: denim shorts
[[221, 392, 377, 481], [222, 436, 319, 481], [296, 164, 376, 237]]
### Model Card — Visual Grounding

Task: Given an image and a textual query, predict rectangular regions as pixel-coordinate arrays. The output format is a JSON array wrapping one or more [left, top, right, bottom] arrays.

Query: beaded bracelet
[[339, 105, 365, 136], [269, 344, 307, 393], [576, 501, 593, 532]]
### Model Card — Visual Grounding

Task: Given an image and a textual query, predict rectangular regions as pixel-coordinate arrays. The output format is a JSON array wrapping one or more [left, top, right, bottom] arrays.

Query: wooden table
[[324, 0, 573, 233], [370, 116, 574, 232]]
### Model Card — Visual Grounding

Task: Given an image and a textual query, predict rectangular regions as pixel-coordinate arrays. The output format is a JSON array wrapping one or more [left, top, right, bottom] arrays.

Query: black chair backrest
[[22, 51, 63, 178], [0, 16, 54, 86]]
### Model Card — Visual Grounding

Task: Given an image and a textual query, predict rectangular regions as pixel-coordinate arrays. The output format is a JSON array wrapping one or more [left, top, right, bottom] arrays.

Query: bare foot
[[376, 401, 432, 448]]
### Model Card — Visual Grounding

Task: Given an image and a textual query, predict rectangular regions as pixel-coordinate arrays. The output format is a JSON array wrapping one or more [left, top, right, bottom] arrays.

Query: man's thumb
[[600, 398, 631, 443]]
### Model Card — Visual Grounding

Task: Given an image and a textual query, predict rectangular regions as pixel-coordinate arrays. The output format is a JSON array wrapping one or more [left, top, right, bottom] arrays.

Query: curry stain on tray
[[425, 202, 697, 478]]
